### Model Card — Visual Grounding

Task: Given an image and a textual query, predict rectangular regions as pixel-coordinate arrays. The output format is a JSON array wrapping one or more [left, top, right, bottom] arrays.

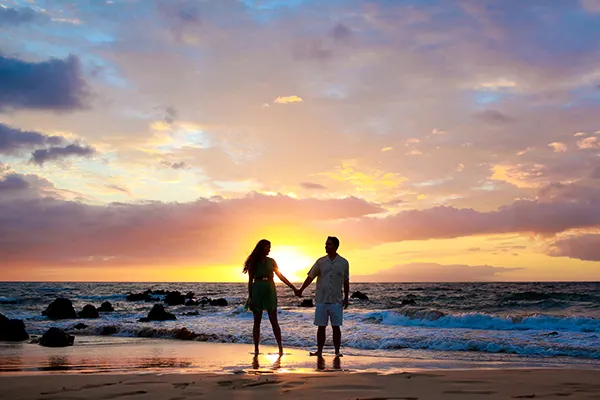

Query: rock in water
[[42, 298, 77, 320], [210, 298, 228, 306], [351, 291, 369, 300], [39, 328, 74, 347], [146, 304, 177, 321], [0, 313, 30, 341], [174, 327, 198, 340], [101, 326, 118, 335], [78, 304, 99, 318], [299, 299, 314, 307], [165, 291, 186, 306], [98, 301, 115, 312]]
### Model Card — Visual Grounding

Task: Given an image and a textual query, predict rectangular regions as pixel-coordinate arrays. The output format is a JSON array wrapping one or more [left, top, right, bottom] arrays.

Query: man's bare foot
[[334, 353, 343, 357], [309, 351, 322, 357]]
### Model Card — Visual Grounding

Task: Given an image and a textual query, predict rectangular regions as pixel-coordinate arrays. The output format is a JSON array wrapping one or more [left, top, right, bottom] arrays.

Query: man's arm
[[298, 261, 319, 296], [343, 261, 349, 309], [298, 276, 315, 295]]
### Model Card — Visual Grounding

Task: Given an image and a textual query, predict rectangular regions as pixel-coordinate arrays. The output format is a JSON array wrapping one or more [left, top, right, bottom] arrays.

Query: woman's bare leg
[[267, 310, 283, 355]]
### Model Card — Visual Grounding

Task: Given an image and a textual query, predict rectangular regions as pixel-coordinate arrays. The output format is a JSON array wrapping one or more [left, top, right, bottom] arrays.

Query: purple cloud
[[0, 122, 63, 154], [301, 182, 327, 190], [0, 55, 89, 111], [549, 234, 600, 261], [0, 7, 44, 26], [31, 144, 96, 165]]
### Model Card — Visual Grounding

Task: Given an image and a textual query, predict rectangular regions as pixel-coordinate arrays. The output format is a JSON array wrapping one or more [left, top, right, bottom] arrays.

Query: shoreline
[[2, 337, 600, 377]]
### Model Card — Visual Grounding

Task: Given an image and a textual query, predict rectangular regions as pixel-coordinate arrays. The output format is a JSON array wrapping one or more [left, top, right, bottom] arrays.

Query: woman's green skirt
[[251, 280, 277, 312]]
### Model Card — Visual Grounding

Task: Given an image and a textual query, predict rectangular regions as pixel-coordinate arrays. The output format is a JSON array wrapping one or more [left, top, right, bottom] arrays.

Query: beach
[[2, 346, 600, 400], [3, 282, 600, 398], [2, 339, 600, 399]]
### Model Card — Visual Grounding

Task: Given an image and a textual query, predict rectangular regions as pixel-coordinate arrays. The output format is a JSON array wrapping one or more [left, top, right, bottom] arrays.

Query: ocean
[[2, 281, 600, 370]]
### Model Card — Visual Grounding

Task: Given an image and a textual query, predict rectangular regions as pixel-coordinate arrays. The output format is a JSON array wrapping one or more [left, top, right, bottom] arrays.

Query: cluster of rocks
[[41, 298, 115, 320], [0, 312, 29, 341], [126, 289, 228, 307], [1, 312, 75, 348]]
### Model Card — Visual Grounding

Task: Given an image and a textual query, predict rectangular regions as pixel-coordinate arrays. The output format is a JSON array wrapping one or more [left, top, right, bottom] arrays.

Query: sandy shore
[[2, 369, 600, 399]]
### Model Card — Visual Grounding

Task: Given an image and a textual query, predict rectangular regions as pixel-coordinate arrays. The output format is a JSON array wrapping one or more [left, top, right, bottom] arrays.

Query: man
[[297, 236, 349, 357]]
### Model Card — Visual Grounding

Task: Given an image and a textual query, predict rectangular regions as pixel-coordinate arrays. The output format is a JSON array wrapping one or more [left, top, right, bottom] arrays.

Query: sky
[[1, 0, 600, 282]]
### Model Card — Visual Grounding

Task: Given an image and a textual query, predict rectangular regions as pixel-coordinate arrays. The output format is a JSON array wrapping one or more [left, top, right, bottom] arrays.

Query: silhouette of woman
[[243, 239, 298, 355]]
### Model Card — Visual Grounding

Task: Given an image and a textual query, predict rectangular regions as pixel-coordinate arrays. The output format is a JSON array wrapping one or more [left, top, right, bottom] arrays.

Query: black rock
[[210, 298, 228, 307], [165, 291, 186, 306], [199, 297, 210, 306], [126, 289, 157, 302], [98, 301, 115, 312], [0, 313, 29, 341], [185, 299, 199, 306], [185, 292, 195, 299], [138, 317, 150, 322], [101, 326, 118, 336], [42, 298, 77, 320], [173, 327, 197, 340], [78, 304, 99, 319], [299, 299, 314, 307], [39, 327, 74, 347], [351, 291, 369, 300], [73, 323, 88, 330], [146, 304, 177, 321], [401, 299, 416, 305]]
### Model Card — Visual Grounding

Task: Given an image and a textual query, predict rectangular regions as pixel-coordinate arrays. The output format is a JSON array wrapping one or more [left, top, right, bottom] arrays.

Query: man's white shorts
[[314, 303, 343, 327]]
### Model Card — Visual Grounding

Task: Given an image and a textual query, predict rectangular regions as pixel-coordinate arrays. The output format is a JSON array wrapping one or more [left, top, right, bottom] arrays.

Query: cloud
[[0, 122, 63, 154], [548, 142, 567, 152], [432, 129, 448, 135], [0, 55, 89, 111], [353, 263, 522, 282], [0, 6, 44, 26], [581, 0, 600, 14], [331, 23, 352, 42], [105, 184, 131, 196], [0, 173, 29, 191], [381, 147, 393, 152], [0, 186, 383, 266], [161, 160, 188, 169], [577, 136, 600, 149], [31, 144, 96, 165], [339, 183, 600, 245], [473, 109, 512, 125], [300, 182, 326, 190], [549, 234, 600, 261], [274, 95, 303, 104]]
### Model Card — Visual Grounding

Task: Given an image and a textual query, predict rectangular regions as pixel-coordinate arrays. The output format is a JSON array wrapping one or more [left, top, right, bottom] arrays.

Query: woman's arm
[[248, 269, 254, 297], [273, 260, 297, 291]]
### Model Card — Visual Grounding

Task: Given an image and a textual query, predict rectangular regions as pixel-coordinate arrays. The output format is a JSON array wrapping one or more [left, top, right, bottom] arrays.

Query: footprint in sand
[[443, 390, 497, 395]]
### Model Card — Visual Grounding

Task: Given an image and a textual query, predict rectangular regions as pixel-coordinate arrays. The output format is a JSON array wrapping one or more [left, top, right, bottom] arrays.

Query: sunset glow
[[2, 1, 600, 282]]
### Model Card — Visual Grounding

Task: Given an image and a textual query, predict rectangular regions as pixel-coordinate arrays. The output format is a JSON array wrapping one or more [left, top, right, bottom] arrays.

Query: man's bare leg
[[332, 326, 342, 356], [310, 326, 326, 356]]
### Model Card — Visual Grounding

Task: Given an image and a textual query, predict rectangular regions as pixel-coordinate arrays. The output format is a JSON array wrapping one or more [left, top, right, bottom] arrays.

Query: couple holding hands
[[243, 236, 350, 357]]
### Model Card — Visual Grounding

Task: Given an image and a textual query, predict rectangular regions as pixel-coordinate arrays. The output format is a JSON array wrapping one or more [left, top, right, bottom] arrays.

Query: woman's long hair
[[243, 239, 270, 274]]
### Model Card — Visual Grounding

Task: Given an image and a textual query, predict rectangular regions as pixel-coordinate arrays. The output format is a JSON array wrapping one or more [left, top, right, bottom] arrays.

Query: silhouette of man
[[298, 236, 349, 357]]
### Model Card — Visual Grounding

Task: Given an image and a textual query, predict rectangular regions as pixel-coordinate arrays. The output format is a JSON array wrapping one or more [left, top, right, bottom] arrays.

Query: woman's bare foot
[[309, 351, 322, 357], [278, 347, 284, 356]]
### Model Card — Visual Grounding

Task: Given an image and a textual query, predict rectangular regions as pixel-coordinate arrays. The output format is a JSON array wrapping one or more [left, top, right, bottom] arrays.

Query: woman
[[243, 239, 298, 355]]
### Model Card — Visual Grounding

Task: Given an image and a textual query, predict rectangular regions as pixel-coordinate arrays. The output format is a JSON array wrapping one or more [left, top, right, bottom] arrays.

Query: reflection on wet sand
[[41, 356, 70, 371], [252, 353, 283, 371], [317, 356, 342, 371]]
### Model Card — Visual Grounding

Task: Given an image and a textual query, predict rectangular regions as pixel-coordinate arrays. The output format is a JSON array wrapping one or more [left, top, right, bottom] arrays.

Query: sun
[[269, 246, 313, 282]]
